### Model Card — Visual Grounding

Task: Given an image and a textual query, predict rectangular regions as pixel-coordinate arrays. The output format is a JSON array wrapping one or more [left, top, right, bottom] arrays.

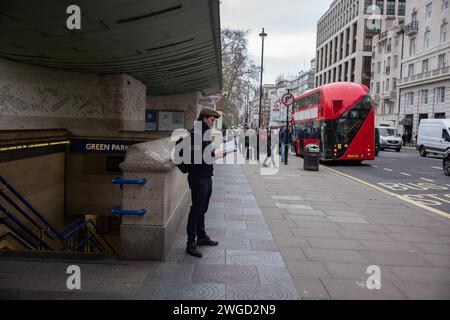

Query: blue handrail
[[0, 190, 54, 239], [58, 219, 84, 235], [84, 220, 115, 254], [111, 207, 146, 216], [112, 178, 147, 185], [0, 204, 52, 250], [0, 176, 60, 238], [0, 175, 116, 255]]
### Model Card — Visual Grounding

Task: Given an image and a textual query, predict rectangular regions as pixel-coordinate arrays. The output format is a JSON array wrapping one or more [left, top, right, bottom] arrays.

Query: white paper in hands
[[220, 140, 237, 153]]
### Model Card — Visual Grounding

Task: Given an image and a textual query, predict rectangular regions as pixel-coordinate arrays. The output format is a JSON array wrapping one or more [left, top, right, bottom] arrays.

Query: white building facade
[[268, 59, 316, 127], [397, 0, 450, 139], [370, 19, 405, 128], [316, 0, 406, 89]]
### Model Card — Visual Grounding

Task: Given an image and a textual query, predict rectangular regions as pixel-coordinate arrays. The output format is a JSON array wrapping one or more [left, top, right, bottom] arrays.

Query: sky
[[220, 0, 333, 84]]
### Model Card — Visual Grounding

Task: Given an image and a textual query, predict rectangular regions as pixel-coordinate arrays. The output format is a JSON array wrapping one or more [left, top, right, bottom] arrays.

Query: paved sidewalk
[[1, 156, 449, 300], [243, 156, 450, 300], [0, 164, 299, 300]]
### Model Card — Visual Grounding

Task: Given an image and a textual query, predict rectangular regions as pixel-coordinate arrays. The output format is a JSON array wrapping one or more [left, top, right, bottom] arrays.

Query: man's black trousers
[[187, 174, 212, 244]]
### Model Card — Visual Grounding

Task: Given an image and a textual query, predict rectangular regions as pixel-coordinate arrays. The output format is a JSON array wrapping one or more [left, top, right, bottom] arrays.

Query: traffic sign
[[281, 93, 294, 106], [209, 94, 222, 103]]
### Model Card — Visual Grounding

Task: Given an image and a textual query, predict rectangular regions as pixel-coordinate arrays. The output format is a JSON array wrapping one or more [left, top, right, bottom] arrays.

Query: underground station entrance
[[0, 0, 222, 260]]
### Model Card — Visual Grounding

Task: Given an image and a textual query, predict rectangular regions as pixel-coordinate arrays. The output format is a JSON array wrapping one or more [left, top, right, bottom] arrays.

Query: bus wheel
[[419, 146, 427, 157]]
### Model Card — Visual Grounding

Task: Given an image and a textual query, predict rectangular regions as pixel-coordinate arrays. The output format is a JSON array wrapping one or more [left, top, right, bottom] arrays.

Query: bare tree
[[219, 28, 259, 126]]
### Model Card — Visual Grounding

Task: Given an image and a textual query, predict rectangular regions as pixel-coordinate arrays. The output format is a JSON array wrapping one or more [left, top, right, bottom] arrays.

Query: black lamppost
[[258, 28, 267, 161], [245, 81, 250, 126], [258, 28, 267, 128], [285, 88, 291, 165]]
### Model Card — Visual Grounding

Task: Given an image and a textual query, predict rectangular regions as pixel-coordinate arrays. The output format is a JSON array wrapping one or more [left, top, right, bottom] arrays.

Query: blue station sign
[[70, 140, 141, 154]]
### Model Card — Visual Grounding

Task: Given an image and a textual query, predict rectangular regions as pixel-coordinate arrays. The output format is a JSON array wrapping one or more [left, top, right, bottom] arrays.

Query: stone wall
[[146, 92, 202, 131], [119, 137, 190, 260], [0, 58, 146, 136]]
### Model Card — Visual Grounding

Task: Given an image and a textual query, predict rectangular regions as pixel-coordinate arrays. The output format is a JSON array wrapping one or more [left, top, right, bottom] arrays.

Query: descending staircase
[[0, 175, 115, 255]]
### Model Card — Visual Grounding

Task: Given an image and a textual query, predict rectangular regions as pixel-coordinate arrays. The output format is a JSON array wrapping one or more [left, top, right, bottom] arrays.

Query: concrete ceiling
[[0, 0, 222, 95]]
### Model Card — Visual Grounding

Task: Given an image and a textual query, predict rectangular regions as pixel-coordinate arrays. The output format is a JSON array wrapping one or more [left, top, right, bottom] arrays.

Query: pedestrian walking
[[262, 129, 277, 167], [280, 126, 287, 163], [185, 107, 225, 258], [245, 126, 250, 160], [402, 133, 407, 146]]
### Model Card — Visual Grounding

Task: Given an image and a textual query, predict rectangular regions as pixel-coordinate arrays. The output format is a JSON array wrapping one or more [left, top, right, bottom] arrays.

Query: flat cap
[[199, 107, 221, 118]]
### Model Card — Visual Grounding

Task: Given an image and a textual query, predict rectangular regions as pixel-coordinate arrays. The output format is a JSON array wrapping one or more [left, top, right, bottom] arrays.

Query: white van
[[417, 119, 450, 157], [376, 126, 402, 152]]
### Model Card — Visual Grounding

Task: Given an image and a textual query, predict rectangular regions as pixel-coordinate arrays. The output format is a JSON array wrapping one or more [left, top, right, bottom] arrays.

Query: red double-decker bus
[[291, 82, 375, 162]]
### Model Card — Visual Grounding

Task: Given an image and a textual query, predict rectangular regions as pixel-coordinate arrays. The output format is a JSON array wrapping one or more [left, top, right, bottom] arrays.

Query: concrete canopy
[[0, 0, 222, 96]]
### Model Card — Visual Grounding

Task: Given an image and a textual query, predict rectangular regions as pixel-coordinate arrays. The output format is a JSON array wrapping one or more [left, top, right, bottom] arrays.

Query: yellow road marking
[[323, 166, 450, 219]]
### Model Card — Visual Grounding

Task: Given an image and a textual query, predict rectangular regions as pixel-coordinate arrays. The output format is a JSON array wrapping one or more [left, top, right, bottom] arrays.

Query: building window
[[409, 37, 416, 56], [386, 0, 395, 15], [425, 3, 433, 20], [376, 82, 381, 94], [443, 0, 449, 11], [438, 53, 447, 68], [393, 78, 397, 90], [395, 35, 400, 47], [407, 92, 414, 106], [435, 87, 446, 103], [441, 23, 449, 43], [386, 79, 390, 91], [408, 64, 415, 76], [424, 31, 431, 50], [364, 0, 372, 14], [398, 0, 406, 15], [377, 62, 382, 74], [420, 90, 429, 105], [376, 0, 384, 14], [435, 112, 446, 118], [412, 11, 417, 21], [422, 59, 429, 73], [394, 55, 399, 69], [389, 102, 395, 114]]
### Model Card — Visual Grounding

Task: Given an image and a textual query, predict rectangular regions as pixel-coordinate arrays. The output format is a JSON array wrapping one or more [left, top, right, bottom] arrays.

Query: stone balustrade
[[119, 137, 190, 260]]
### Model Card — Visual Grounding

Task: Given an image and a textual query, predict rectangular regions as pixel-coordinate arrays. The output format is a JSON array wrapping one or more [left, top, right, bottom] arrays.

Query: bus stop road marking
[[420, 178, 435, 182], [323, 166, 450, 220], [400, 172, 411, 176], [383, 168, 393, 172]]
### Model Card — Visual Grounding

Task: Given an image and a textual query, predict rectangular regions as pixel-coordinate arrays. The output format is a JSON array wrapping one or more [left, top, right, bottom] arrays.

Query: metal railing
[[111, 177, 147, 216], [404, 20, 418, 35], [0, 175, 115, 255]]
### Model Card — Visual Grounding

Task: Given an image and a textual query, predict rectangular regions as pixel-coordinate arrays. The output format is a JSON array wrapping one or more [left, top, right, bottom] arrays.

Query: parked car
[[377, 126, 402, 152], [444, 149, 450, 176], [417, 119, 450, 157]]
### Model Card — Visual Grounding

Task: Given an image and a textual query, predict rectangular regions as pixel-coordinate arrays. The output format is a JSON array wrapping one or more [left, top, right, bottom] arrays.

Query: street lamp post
[[285, 88, 291, 165], [258, 28, 267, 129], [245, 81, 250, 127], [258, 28, 267, 161]]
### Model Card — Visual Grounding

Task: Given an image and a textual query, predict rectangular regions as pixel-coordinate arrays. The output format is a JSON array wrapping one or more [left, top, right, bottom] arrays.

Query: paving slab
[[320, 278, 407, 300]]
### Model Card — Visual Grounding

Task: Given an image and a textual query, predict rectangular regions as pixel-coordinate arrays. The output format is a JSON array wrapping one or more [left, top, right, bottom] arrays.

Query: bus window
[[334, 95, 373, 158]]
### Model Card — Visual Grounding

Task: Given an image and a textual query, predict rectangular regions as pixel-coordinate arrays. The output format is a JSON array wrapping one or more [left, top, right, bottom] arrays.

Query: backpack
[[175, 136, 192, 174]]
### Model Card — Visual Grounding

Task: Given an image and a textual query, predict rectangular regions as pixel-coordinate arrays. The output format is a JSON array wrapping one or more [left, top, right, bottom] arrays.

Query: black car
[[375, 128, 380, 156], [444, 149, 450, 176]]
